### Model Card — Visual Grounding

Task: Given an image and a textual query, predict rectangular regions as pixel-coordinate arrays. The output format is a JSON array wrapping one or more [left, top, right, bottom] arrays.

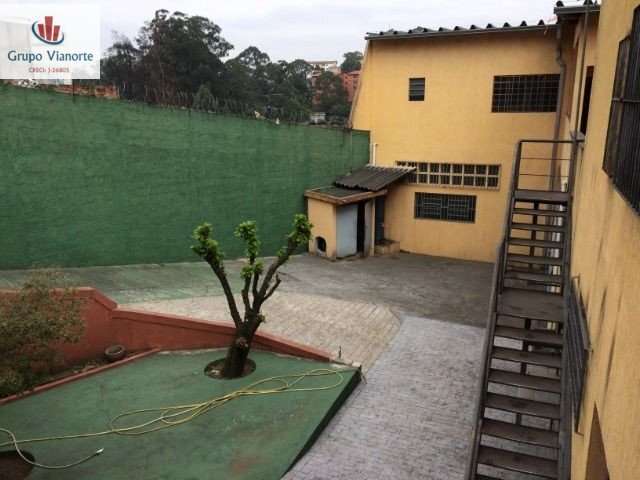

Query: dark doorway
[[356, 202, 365, 253], [375, 196, 385, 245], [580, 66, 594, 135]]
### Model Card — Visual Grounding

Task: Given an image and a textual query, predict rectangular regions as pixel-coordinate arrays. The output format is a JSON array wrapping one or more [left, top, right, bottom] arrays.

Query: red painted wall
[[3, 288, 331, 367]]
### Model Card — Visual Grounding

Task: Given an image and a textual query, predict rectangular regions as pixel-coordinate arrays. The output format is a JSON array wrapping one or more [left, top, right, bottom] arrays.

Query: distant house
[[307, 60, 341, 89], [340, 70, 360, 103]]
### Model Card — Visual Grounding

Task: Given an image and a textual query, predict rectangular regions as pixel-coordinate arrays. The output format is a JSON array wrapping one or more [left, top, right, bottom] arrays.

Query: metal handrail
[[465, 138, 581, 479], [514, 139, 576, 192], [464, 141, 520, 479], [557, 138, 581, 479]]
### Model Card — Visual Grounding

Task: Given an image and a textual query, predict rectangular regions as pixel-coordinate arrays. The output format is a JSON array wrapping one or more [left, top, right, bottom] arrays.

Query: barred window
[[415, 193, 476, 222], [397, 161, 500, 189], [492, 74, 560, 112], [603, 8, 640, 214], [409, 77, 425, 101]]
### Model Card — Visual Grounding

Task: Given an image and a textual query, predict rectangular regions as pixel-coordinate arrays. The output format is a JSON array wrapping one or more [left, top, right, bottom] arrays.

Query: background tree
[[314, 71, 350, 119], [340, 51, 363, 73], [102, 10, 232, 104], [192, 84, 216, 111], [192, 215, 312, 378], [101, 14, 313, 120], [101, 36, 143, 100]]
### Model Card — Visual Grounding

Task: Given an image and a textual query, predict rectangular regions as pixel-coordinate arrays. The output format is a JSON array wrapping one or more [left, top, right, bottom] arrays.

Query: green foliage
[[314, 71, 350, 118], [340, 51, 363, 73], [235, 221, 260, 260], [286, 214, 313, 250], [102, 13, 313, 118], [102, 9, 232, 101], [0, 272, 84, 397], [192, 84, 216, 111], [191, 223, 224, 267], [235, 221, 263, 279]]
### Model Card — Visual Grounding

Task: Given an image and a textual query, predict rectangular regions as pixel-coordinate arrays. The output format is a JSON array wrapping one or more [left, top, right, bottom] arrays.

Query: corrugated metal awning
[[335, 165, 415, 191]]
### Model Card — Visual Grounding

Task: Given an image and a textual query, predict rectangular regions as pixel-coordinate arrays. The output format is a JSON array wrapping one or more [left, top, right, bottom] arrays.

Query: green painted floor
[[0, 262, 247, 304], [0, 350, 358, 480]]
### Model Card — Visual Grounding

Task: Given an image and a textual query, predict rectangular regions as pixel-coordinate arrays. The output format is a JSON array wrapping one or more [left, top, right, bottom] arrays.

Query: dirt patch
[[204, 358, 256, 379], [0, 450, 34, 480]]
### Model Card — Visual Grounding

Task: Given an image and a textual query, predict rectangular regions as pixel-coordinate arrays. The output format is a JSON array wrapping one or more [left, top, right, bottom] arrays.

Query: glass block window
[[397, 161, 500, 189], [492, 74, 560, 112], [409, 77, 425, 101], [415, 193, 476, 222]]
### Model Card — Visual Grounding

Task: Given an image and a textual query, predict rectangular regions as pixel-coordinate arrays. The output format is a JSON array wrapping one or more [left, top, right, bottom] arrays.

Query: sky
[[5, 0, 561, 62]]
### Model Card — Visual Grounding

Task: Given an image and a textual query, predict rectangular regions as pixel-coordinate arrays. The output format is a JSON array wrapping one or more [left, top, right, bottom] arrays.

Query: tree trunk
[[222, 332, 252, 378]]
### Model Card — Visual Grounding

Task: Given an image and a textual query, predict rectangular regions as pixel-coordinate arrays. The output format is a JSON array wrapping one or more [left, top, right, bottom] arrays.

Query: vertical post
[[514, 141, 523, 191]]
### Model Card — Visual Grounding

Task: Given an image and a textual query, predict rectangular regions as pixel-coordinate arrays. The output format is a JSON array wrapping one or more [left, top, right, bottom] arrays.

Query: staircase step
[[477, 446, 558, 479], [503, 284, 562, 295], [481, 418, 560, 449], [485, 393, 560, 420], [492, 346, 562, 368], [507, 254, 563, 266], [514, 189, 569, 205], [489, 369, 561, 394], [513, 208, 567, 217], [511, 222, 565, 233], [508, 237, 563, 249], [475, 476, 501, 480], [498, 288, 565, 323], [494, 326, 563, 347], [504, 270, 563, 286]]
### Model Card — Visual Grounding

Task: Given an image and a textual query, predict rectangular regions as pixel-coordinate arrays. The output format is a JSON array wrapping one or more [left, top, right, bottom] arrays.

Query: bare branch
[[241, 274, 251, 315], [263, 274, 281, 302], [205, 261, 242, 328]]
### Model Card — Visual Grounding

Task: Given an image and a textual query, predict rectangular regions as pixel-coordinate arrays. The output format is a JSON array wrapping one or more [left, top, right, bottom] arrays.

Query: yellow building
[[351, 18, 565, 262], [319, 0, 639, 478], [560, 1, 640, 478]]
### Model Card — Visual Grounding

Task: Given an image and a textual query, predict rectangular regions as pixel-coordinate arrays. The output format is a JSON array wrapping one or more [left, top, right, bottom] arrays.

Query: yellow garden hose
[[0, 367, 355, 470]]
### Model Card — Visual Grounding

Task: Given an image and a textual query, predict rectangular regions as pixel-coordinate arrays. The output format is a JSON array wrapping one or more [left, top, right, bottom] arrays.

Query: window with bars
[[397, 161, 500, 189], [603, 7, 640, 214], [414, 193, 477, 222], [409, 77, 425, 101], [492, 74, 560, 112]]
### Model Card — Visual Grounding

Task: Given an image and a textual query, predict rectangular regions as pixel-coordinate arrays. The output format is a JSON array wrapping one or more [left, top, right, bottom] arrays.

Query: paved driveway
[[0, 252, 493, 479]]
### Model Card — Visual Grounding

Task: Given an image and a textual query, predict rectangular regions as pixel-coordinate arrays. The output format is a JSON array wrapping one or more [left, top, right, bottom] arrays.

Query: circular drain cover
[[0, 450, 34, 480]]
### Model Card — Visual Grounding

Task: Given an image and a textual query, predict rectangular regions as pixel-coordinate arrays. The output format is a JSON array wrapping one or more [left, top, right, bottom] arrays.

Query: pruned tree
[[192, 214, 312, 378]]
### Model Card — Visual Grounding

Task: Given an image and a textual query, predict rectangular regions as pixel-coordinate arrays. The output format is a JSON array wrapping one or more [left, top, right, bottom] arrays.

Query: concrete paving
[[125, 293, 401, 373], [284, 315, 485, 480], [0, 253, 493, 326], [278, 254, 493, 327], [0, 253, 494, 478]]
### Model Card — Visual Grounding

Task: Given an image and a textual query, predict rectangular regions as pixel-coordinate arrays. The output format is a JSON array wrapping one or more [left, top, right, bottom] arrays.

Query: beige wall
[[353, 31, 560, 261], [568, 1, 640, 478], [307, 198, 337, 259]]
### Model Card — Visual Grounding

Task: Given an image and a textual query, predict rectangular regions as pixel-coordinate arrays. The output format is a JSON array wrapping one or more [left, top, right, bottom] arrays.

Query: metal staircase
[[466, 139, 579, 480]]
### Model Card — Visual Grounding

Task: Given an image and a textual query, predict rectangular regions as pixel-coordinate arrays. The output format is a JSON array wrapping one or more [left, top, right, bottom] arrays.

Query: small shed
[[305, 165, 414, 259]]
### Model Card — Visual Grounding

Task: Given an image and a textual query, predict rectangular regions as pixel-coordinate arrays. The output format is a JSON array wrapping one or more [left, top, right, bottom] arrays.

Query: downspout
[[551, 21, 566, 191], [573, 7, 591, 137]]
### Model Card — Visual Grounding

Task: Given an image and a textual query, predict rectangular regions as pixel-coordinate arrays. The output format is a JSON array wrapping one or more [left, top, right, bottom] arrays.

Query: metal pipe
[[550, 21, 566, 190], [573, 7, 592, 136]]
